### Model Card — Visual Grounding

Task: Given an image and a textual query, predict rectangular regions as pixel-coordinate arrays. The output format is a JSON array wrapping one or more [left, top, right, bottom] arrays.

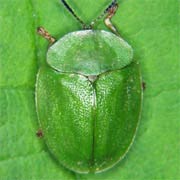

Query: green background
[[0, 0, 179, 179]]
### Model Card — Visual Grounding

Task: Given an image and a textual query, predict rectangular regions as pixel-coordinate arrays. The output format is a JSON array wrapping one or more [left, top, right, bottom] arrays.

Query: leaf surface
[[0, 0, 179, 179]]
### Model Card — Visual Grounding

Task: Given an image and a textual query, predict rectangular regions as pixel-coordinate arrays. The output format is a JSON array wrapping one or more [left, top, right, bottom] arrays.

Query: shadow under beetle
[[36, 0, 143, 174]]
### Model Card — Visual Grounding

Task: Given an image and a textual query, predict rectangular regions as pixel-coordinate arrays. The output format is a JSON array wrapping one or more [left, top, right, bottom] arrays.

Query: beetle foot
[[37, 27, 56, 44], [142, 82, 146, 91], [36, 129, 43, 138]]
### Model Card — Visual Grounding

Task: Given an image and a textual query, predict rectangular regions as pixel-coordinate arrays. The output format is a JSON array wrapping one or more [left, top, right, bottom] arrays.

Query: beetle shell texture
[[36, 30, 142, 173]]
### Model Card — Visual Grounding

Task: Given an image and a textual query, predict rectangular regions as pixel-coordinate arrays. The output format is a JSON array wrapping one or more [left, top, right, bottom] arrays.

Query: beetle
[[36, 0, 143, 174]]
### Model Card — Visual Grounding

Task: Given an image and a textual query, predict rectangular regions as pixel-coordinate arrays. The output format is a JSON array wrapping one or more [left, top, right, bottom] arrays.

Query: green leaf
[[0, 0, 179, 179]]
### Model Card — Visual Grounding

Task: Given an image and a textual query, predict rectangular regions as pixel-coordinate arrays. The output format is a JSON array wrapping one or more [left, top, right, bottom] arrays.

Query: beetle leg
[[37, 27, 56, 44], [104, 1, 119, 35]]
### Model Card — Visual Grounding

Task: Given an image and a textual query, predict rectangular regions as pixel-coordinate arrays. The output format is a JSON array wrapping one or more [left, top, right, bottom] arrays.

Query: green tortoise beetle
[[36, 0, 143, 174]]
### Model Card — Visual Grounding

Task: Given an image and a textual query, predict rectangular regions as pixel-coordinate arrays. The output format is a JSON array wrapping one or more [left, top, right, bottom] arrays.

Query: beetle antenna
[[61, 0, 118, 30], [61, 0, 87, 29], [90, 0, 118, 28]]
